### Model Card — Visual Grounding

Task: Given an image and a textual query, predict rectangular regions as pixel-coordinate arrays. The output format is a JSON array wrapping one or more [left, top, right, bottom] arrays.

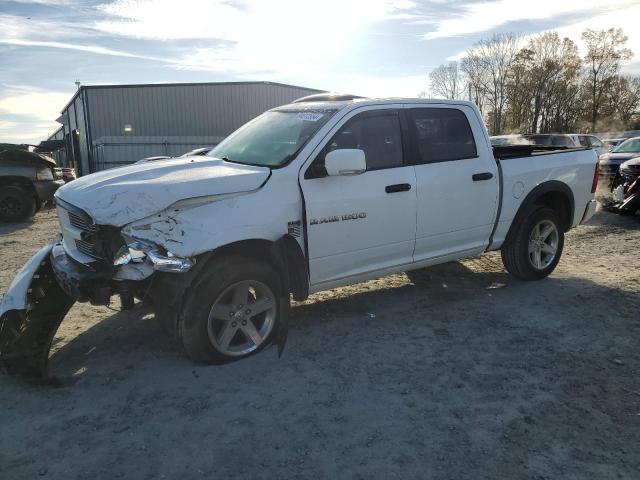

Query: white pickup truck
[[0, 95, 599, 377]]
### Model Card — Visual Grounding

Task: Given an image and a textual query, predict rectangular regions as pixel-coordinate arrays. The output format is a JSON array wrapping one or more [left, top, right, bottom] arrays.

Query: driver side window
[[305, 111, 403, 178]]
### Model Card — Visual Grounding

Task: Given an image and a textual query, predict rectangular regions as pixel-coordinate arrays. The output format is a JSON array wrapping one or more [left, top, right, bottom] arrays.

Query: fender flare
[[273, 234, 309, 302], [504, 180, 575, 244]]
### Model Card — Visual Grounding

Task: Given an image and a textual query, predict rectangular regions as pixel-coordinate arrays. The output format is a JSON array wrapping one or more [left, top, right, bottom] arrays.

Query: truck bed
[[489, 146, 598, 249]]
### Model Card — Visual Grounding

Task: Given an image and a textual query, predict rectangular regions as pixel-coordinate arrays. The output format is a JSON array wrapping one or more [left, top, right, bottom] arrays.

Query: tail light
[[35, 166, 54, 181], [591, 163, 600, 194]]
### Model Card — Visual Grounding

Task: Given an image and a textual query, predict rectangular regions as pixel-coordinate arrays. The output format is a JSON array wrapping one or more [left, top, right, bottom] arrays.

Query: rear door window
[[407, 108, 477, 163]]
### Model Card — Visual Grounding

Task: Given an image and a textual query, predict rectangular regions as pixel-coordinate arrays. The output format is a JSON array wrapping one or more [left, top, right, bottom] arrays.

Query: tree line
[[427, 28, 640, 136]]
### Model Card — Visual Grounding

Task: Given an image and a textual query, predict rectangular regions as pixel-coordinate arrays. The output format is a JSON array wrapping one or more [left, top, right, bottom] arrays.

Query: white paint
[[55, 156, 270, 226], [0, 242, 54, 316]]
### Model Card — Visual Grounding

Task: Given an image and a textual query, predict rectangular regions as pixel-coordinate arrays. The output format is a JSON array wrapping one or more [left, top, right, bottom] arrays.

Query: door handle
[[385, 183, 412, 193], [472, 172, 494, 181]]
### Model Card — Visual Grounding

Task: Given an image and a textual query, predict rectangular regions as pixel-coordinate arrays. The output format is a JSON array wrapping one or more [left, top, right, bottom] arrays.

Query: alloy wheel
[[207, 280, 276, 356], [528, 219, 559, 270]]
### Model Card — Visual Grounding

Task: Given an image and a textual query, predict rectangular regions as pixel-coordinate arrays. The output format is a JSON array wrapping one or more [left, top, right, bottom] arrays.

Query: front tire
[[0, 186, 36, 222], [501, 207, 564, 280], [180, 255, 282, 364]]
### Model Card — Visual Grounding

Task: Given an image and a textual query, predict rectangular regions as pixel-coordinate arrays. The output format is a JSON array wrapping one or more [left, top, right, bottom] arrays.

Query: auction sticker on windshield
[[297, 112, 324, 122]]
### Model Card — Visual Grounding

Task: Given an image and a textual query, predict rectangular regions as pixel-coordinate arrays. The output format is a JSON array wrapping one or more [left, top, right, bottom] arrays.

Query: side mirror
[[324, 149, 366, 176]]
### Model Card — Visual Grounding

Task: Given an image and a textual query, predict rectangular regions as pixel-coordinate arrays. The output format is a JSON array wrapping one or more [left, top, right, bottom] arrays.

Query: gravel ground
[[0, 205, 639, 479]]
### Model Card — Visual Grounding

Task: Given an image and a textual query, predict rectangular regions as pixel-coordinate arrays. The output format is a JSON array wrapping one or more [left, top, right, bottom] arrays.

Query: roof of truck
[[275, 97, 479, 112]]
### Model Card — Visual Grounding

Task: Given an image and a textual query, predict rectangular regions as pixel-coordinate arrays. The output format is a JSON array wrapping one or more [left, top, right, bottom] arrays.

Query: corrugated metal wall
[[84, 82, 320, 171], [93, 135, 224, 170], [49, 82, 321, 175], [87, 82, 318, 138]]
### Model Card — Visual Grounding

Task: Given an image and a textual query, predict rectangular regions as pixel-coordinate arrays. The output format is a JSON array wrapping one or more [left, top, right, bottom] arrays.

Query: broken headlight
[[113, 236, 194, 273]]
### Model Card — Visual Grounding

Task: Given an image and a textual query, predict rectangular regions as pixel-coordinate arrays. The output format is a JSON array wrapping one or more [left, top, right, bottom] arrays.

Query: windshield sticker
[[297, 112, 324, 122]]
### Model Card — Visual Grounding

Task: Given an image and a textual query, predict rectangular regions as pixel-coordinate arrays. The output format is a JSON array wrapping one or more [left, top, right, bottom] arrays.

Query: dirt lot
[[0, 206, 639, 479]]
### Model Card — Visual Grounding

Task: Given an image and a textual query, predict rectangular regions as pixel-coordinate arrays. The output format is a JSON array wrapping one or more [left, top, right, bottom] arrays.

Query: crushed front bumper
[[0, 240, 74, 377], [0, 240, 111, 378]]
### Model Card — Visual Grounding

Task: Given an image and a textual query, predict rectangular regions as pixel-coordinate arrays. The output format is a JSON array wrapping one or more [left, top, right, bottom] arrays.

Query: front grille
[[56, 201, 103, 261], [68, 210, 97, 232], [75, 238, 98, 258]]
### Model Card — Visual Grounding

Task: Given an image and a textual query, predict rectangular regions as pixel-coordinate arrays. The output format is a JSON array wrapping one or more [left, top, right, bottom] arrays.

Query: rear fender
[[0, 242, 74, 377]]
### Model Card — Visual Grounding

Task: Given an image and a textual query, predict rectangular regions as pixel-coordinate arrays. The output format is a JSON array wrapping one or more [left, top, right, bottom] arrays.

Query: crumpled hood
[[599, 152, 640, 165], [55, 156, 270, 226]]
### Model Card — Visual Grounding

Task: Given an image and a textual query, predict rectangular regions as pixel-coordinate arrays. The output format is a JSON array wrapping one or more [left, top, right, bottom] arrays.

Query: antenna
[[75, 79, 81, 89]]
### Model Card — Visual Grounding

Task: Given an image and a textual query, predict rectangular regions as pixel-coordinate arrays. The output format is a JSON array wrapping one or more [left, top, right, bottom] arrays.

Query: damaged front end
[[0, 205, 196, 378]]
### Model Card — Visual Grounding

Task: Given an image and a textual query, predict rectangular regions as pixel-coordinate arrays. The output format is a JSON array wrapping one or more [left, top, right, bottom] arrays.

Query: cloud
[[0, 85, 70, 121], [0, 86, 70, 143], [94, 0, 417, 75], [422, 0, 639, 40], [0, 13, 169, 63]]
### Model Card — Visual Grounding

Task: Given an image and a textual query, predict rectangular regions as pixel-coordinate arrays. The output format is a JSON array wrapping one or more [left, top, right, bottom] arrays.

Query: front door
[[301, 108, 417, 287]]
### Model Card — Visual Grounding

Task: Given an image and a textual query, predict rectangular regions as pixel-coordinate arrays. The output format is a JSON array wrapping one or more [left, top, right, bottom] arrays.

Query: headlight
[[36, 166, 54, 181], [114, 237, 194, 273]]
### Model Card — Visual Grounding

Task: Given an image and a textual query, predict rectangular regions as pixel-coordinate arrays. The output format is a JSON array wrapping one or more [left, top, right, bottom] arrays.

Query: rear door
[[300, 107, 417, 287], [405, 105, 499, 261]]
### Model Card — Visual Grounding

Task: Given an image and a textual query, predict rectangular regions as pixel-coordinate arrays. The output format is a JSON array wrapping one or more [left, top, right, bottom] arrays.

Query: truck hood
[[55, 157, 270, 226]]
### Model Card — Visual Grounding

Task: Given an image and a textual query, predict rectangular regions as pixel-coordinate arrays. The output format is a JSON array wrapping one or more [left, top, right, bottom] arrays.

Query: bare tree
[[462, 33, 520, 135], [582, 28, 633, 130], [429, 61, 464, 99]]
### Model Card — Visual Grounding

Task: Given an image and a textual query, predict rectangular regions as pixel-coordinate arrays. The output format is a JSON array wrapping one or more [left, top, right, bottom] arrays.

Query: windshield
[[208, 109, 337, 167], [613, 138, 640, 153]]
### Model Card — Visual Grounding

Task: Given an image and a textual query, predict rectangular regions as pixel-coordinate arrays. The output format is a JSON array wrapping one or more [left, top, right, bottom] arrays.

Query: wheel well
[[505, 182, 574, 244], [210, 239, 279, 266], [532, 191, 572, 231], [203, 238, 309, 301], [0, 176, 36, 194]]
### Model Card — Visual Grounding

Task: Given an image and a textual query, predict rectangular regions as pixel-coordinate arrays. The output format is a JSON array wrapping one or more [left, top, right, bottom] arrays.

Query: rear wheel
[[0, 186, 36, 222], [501, 207, 564, 280], [180, 255, 282, 364]]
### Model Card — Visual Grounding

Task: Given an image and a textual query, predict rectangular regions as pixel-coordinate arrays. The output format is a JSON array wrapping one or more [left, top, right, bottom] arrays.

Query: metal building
[[45, 81, 322, 175]]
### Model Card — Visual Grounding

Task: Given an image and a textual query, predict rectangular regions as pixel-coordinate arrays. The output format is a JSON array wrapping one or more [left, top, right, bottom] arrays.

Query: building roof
[[61, 80, 324, 114]]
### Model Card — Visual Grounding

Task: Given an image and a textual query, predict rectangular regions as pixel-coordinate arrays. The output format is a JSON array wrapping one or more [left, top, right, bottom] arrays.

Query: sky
[[1, 0, 640, 144]]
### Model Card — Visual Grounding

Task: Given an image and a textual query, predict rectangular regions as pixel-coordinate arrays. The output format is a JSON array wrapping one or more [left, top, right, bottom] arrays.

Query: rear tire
[[501, 207, 564, 280], [0, 186, 36, 222], [180, 255, 282, 365]]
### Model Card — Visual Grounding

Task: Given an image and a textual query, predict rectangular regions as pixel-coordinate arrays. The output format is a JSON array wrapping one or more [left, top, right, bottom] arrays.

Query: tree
[[429, 61, 464, 99], [582, 28, 633, 130], [462, 33, 520, 135]]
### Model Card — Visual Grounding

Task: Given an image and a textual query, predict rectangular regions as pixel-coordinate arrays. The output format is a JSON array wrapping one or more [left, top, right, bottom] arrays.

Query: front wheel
[[501, 207, 564, 280], [0, 186, 36, 222], [180, 255, 282, 364]]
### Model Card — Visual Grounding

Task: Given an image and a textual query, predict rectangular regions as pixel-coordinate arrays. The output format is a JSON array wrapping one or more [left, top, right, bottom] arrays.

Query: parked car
[[522, 134, 579, 148], [602, 138, 626, 151], [134, 155, 172, 164], [61, 168, 76, 183], [598, 136, 640, 184], [568, 134, 607, 155], [180, 147, 213, 157], [605, 156, 640, 215], [0, 144, 64, 222], [489, 135, 531, 146], [0, 96, 599, 377]]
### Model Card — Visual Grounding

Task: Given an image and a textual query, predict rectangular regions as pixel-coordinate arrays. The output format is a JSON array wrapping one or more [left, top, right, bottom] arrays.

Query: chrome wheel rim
[[207, 280, 276, 356], [528, 219, 558, 270]]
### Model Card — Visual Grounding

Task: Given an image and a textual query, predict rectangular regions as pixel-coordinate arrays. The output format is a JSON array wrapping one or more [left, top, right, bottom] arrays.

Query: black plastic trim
[[504, 180, 575, 244]]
